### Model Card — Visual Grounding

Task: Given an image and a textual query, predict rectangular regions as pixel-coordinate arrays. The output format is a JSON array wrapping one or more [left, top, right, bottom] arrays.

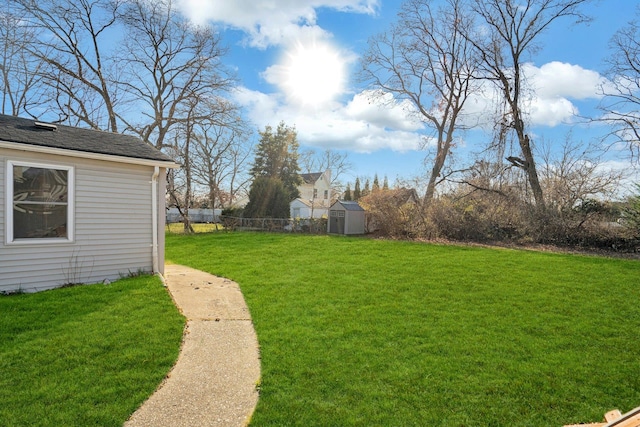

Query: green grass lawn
[[0, 275, 185, 427], [166, 232, 640, 426], [166, 222, 224, 233]]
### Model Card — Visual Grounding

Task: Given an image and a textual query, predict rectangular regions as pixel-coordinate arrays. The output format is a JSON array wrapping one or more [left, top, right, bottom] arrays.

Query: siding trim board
[[0, 141, 177, 169]]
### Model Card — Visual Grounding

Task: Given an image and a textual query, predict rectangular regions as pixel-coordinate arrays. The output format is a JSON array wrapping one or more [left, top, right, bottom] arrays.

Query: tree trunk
[[424, 145, 448, 205], [520, 134, 545, 209]]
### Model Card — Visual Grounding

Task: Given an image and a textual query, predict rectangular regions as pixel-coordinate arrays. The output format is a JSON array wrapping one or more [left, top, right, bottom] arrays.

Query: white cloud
[[232, 86, 281, 120], [525, 62, 606, 100], [464, 62, 609, 128], [232, 87, 425, 153], [236, 63, 611, 153], [523, 62, 607, 126], [176, 0, 379, 48], [528, 97, 579, 127], [344, 91, 424, 132]]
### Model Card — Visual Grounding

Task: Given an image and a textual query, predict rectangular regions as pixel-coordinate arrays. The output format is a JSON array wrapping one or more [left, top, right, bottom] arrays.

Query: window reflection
[[13, 166, 68, 239]]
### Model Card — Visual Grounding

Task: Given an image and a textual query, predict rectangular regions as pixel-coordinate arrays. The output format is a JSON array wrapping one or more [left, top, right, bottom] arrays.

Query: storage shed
[[0, 114, 178, 293], [328, 200, 365, 235]]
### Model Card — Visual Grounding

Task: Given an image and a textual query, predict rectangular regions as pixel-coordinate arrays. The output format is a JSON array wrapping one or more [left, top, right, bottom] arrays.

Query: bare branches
[[0, 8, 48, 117], [300, 148, 353, 194], [10, 0, 122, 130], [116, 0, 233, 150], [189, 100, 253, 210], [599, 11, 640, 160], [359, 0, 479, 204], [538, 135, 625, 212], [467, 0, 593, 208]]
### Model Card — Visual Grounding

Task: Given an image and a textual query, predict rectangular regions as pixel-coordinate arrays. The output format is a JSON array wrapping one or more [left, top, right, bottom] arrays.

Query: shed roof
[[331, 200, 365, 211], [0, 114, 174, 163]]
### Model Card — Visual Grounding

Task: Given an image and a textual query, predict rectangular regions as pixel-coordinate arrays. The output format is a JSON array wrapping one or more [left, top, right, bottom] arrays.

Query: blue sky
[[176, 0, 639, 191]]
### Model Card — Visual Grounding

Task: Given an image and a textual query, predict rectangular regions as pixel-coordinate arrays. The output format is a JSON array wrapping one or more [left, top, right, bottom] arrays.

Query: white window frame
[[5, 160, 75, 245]]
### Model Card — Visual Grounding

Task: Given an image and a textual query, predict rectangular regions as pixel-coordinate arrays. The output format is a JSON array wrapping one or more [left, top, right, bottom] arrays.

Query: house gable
[[298, 169, 332, 204], [292, 169, 333, 218]]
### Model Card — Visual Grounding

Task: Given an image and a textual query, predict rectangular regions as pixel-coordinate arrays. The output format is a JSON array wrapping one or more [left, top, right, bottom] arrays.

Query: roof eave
[[0, 140, 180, 169]]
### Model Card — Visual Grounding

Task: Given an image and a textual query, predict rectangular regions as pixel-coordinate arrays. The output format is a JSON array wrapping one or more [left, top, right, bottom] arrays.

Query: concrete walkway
[[125, 265, 261, 427]]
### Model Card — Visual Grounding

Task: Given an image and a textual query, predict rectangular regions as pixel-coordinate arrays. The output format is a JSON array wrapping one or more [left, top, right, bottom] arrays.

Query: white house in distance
[[290, 169, 332, 219], [0, 114, 178, 293]]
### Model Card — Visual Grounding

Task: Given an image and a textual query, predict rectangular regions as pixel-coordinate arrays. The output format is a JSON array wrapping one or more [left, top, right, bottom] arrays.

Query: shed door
[[330, 210, 345, 234]]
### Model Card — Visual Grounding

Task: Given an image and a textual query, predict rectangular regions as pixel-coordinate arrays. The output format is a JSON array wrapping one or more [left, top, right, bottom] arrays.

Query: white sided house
[[290, 169, 332, 219], [0, 114, 178, 293]]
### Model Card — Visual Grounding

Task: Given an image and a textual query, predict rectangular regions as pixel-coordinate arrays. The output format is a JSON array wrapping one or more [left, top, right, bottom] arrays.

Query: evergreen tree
[[244, 177, 290, 218], [250, 121, 302, 201], [353, 177, 362, 201], [344, 183, 352, 201], [247, 122, 302, 217], [383, 175, 389, 190], [363, 179, 371, 197], [372, 174, 380, 192]]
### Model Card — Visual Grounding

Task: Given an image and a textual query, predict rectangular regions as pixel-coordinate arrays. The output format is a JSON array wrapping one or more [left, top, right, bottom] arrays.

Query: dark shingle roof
[[301, 172, 323, 184], [0, 114, 174, 163], [336, 201, 365, 211]]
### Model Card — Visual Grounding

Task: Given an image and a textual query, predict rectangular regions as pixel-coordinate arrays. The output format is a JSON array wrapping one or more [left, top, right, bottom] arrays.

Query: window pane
[[13, 204, 68, 238], [13, 166, 68, 203], [12, 165, 69, 239]]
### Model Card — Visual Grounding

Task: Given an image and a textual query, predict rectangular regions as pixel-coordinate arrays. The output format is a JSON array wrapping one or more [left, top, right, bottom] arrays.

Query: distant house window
[[6, 161, 74, 244], [324, 190, 328, 199], [313, 188, 318, 199]]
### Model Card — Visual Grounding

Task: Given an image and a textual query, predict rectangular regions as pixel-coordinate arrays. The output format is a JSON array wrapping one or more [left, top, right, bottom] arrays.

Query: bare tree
[[599, 9, 640, 160], [0, 8, 49, 117], [468, 0, 592, 209], [221, 136, 254, 209], [10, 0, 123, 130], [117, 0, 233, 150], [167, 96, 209, 234], [190, 100, 253, 210], [299, 148, 352, 195], [359, 0, 478, 204], [538, 135, 624, 214], [298, 149, 317, 174]]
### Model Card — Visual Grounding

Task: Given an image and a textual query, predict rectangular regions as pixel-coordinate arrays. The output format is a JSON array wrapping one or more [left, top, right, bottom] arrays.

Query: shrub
[[426, 190, 526, 242], [221, 207, 244, 217], [359, 189, 427, 238], [622, 184, 640, 237]]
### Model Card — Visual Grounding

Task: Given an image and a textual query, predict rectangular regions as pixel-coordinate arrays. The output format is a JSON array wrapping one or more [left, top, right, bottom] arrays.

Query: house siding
[[293, 170, 332, 218], [299, 171, 332, 207], [1, 148, 160, 293]]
